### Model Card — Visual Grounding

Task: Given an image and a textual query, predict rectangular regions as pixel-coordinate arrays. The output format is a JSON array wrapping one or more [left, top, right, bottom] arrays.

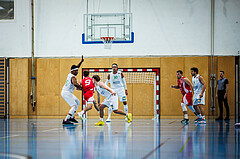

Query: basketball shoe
[[181, 119, 189, 125], [95, 120, 104, 126], [77, 112, 84, 120], [126, 113, 132, 123]]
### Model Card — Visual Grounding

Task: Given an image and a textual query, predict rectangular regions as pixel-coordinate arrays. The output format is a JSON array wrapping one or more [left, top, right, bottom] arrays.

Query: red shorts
[[181, 93, 193, 106], [83, 90, 94, 102]]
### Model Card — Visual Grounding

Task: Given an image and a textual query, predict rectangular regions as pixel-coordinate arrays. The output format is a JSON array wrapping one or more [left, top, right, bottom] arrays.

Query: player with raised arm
[[191, 67, 207, 124], [61, 56, 84, 124], [92, 75, 132, 126], [77, 70, 99, 120], [171, 70, 196, 125], [105, 63, 128, 122]]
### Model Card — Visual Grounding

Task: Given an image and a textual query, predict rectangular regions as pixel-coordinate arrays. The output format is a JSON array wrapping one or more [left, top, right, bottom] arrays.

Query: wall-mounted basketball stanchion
[[210, 0, 216, 115], [31, 0, 36, 111], [210, 74, 216, 113]]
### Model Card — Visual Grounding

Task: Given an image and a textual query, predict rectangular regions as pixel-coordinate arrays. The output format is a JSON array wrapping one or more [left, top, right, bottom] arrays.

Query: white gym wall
[[0, 0, 239, 57], [0, 0, 31, 57]]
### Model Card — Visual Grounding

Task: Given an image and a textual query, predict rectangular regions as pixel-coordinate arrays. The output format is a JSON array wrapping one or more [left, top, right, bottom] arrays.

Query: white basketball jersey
[[62, 73, 76, 93], [96, 85, 112, 98], [192, 74, 204, 95], [110, 71, 123, 89]]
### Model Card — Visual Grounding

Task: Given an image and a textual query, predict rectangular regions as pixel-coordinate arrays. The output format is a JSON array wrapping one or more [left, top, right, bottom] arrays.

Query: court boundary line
[[142, 138, 170, 159]]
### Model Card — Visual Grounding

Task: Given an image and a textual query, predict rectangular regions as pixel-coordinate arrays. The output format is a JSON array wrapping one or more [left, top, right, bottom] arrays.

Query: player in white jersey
[[61, 56, 84, 124], [191, 67, 207, 124], [105, 63, 128, 122], [92, 75, 132, 126]]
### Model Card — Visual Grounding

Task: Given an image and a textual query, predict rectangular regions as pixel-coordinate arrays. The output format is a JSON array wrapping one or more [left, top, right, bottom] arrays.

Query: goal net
[[82, 68, 160, 119]]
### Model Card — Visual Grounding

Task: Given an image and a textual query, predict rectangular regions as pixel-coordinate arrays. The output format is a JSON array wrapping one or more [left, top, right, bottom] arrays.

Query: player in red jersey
[[171, 70, 196, 124], [77, 70, 99, 120]]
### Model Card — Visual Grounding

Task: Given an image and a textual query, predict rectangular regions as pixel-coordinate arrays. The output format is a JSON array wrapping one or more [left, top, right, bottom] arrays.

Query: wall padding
[[160, 57, 185, 116], [37, 59, 60, 116], [10, 59, 29, 116], [9, 57, 236, 119]]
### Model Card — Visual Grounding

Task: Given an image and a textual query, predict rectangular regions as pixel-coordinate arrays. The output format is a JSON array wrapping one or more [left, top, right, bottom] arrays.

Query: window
[[0, 0, 14, 20]]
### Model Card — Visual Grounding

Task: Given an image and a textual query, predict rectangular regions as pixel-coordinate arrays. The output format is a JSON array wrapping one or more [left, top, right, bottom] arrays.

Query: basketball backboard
[[82, 0, 134, 44], [82, 13, 134, 44]]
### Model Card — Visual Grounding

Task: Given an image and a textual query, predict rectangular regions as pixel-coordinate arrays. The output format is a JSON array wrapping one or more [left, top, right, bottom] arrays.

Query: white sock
[[65, 114, 71, 121], [108, 107, 112, 118], [80, 110, 85, 115], [184, 114, 188, 119], [65, 106, 76, 120], [124, 104, 128, 114], [72, 111, 76, 118], [100, 118, 103, 121], [72, 105, 78, 117], [67, 105, 77, 118]]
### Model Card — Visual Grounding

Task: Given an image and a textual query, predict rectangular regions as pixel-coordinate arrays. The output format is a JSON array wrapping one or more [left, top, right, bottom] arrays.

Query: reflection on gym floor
[[0, 119, 239, 158]]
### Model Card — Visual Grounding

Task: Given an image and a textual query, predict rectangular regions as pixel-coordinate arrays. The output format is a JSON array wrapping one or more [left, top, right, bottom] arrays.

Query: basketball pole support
[[31, 0, 36, 111], [210, 0, 216, 115]]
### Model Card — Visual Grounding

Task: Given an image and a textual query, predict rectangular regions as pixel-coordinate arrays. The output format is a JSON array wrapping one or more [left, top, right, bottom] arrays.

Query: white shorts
[[61, 91, 80, 107], [114, 87, 127, 102], [86, 96, 95, 104], [102, 95, 119, 110], [193, 92, 205, 105]]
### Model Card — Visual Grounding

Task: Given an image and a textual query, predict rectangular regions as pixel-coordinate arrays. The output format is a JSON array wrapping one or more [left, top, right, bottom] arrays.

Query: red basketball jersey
[[82, 77, 94, 94], [177, 76, 192, 95]]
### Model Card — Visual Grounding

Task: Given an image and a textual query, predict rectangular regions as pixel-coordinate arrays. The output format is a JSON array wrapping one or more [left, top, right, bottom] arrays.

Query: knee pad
[[181, 103, 187, 112]]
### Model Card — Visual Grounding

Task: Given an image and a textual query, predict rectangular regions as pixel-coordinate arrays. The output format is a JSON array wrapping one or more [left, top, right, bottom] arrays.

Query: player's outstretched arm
[[76, 55, 84, 68], [105, 74, 110, 85], [99, 81, 116, 95], [171, 85, 179, 89]]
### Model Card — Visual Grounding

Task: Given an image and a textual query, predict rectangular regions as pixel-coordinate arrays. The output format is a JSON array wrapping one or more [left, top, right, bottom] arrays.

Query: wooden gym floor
[[0, 118, 239, 159]]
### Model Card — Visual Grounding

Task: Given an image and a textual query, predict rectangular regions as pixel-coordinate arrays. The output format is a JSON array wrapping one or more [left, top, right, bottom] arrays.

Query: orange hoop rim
[[100, 37, 114, 42]]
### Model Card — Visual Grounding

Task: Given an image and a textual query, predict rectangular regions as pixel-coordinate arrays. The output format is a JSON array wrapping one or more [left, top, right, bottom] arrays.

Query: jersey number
[[85, 79, 91, 86]]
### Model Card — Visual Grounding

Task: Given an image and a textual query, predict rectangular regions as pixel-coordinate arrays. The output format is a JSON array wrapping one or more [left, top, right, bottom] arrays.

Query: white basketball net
[[101, 37, 114, 50]]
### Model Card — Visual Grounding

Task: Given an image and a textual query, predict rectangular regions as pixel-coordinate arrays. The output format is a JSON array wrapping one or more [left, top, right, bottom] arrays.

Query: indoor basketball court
[[0, 0, 240, 158]]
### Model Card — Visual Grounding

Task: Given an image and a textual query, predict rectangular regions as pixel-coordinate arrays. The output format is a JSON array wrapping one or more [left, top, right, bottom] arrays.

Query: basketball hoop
[[101, 37, 114, 49]]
